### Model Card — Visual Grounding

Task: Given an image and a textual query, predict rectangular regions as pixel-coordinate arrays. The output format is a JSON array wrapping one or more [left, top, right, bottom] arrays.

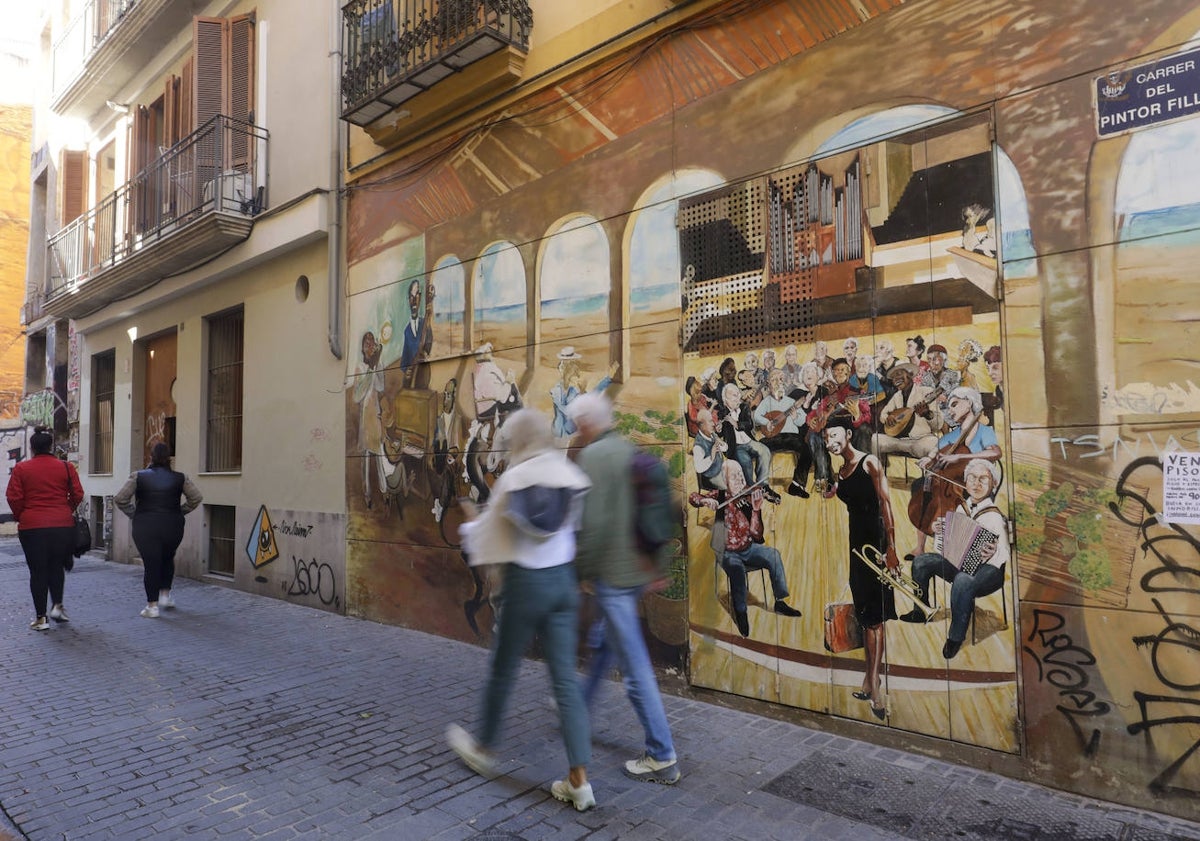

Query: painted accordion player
[[935, 510, 999, 576]]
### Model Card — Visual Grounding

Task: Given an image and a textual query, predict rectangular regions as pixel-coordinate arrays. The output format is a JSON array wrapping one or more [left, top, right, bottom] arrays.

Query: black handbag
[[72, 515, 92, 559], [65, 461, 90, 561]]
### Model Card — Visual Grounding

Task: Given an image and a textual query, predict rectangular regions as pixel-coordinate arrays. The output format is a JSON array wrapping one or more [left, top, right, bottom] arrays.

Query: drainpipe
[[327, 0, 345, 360]]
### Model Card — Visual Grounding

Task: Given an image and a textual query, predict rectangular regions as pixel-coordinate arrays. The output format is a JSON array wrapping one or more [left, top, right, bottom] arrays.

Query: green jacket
[[574, 430, 662, 587]]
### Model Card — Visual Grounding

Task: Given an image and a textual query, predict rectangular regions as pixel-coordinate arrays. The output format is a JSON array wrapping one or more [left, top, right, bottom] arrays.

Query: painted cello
[[906, 409, 982, 538]]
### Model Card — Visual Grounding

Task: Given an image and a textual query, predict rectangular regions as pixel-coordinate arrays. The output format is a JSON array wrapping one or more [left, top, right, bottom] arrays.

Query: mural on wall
[[342, 0, 1200, 819], [680, 112, 1016, 749]]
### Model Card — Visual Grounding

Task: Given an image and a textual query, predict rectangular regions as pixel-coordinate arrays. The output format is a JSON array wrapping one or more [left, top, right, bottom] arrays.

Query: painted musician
[[752, 369, 813, 498], [811, 358, 873, 456], [719, 383, 780, 504], [907, 386, 1001, 559], [901, 458, 1008, 661], [689, 459, 801, 638], [872, 363, 941, 467]]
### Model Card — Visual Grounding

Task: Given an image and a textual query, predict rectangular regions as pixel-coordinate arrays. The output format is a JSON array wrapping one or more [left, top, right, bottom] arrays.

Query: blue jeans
[[583, 582, 676, 763], [722, 543, 789, 614], [911, 553, 1005, 643], [478, 563, 590, 767]]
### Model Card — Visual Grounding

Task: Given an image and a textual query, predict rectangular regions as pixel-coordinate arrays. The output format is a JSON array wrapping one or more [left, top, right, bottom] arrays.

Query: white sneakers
[[140, 605, 160, 619], [159, 591, 175, 609], [445, 723, 497, 779], [550, 779, 596, 812], [48, 605, 69, 622], [623, 752, 681, 784], [29, 616, 49, 631]]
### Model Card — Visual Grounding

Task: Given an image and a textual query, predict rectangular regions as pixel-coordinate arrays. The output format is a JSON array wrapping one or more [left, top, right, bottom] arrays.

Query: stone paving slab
[[0, 542, 1197, 841]]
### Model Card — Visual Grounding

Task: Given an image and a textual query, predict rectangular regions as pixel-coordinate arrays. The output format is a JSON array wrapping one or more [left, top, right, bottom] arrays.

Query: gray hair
[[948, 386, 983, 415], [566, 391, 613, 433], [497, 409, 554, 465], [965, 457, 1000, 488]]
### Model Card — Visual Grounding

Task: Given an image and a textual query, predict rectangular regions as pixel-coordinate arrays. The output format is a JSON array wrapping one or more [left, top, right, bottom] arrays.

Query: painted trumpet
[[852, 544, 934, 614]]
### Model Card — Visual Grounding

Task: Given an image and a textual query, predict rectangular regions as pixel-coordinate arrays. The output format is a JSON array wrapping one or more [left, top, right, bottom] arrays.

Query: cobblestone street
[[1, 543, 1198, 841]]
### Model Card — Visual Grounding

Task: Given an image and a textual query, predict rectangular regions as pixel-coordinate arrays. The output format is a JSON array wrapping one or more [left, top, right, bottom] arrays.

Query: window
[[206, 504, 236, 576], [91, 351, 115, 474], [205, 308, 243, 472]]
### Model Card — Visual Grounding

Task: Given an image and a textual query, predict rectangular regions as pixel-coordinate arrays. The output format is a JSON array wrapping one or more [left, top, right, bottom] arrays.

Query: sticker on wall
[[247, 505, 280, 568]]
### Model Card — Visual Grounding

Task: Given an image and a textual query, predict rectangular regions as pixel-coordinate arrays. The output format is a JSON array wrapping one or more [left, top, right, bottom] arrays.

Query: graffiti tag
[[19, 389, 66, 428], [1023, 608, 1110, 757], [1113, 456, 1200, 796], [275, 520, 315, 538], [283, 556, 339, 608], [1049, 430, 1199, 462]]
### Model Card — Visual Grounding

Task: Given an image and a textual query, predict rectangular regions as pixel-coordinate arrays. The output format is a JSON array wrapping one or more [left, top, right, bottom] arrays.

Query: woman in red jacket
[[6, 427, 84, 630]]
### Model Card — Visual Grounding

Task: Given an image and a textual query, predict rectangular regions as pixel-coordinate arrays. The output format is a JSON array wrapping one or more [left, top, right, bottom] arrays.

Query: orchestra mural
[[343, 0, 1200, 821]]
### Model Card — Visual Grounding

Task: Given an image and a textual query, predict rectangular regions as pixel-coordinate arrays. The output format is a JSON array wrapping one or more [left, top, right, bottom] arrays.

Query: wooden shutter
[[180, 57, 194, 139], [229, 15, 255, 125], [61, 150, 87, 226], [127, 105, 151, 234], [193, 16, 225, 132], [163, 75, 179, 148]]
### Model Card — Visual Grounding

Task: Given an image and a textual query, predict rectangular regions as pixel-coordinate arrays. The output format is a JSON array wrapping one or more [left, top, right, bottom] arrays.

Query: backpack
[[630, 450, 674, 558]]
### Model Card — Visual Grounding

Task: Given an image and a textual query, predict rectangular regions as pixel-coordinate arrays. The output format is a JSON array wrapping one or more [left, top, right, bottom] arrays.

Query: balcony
[[341, 0, 532, 136], [51, 0, 198, 120], [45, 116, 269, 320]]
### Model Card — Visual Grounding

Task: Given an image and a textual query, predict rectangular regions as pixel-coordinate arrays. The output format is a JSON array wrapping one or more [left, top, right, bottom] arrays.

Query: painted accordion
[[937, 510, 999, 575]]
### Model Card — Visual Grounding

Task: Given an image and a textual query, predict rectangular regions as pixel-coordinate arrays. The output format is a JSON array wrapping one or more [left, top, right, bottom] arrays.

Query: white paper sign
[[1162, 452, 1200, 524]]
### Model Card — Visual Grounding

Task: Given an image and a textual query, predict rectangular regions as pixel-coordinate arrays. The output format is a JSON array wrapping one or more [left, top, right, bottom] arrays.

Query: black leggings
[[132, 513, 185, 602], [19, 527, 72, 617]]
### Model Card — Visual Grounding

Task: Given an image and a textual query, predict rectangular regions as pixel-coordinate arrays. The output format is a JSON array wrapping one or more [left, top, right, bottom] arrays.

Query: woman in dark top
[[823, 416, 899, 720], [114, 443, 203, 618], [6, 427, 84, 630]]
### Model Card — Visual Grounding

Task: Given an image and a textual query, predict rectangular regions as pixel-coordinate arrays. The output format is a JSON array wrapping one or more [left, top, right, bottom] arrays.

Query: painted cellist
[[905, 386, 1002, 560]]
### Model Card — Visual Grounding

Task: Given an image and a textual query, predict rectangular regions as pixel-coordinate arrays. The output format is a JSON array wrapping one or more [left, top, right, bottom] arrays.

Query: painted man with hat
[[871, 363, 942, 469], [550, 346, 617, 437], [917, 343, 960, 428]]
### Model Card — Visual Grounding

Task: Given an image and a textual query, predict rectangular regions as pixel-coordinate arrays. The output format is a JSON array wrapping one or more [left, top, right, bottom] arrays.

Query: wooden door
[[143, 332, 177, 468]]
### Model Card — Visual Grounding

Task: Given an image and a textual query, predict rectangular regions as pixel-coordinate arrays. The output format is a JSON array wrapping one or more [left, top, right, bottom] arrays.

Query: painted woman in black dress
[[824, 416, 899, 720]]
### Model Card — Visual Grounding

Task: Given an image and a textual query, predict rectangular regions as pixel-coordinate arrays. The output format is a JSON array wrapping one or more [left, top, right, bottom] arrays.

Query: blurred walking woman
[[446, 409, 596, 811], [6, 427, 83, 630], [114, 443, 202, 619]]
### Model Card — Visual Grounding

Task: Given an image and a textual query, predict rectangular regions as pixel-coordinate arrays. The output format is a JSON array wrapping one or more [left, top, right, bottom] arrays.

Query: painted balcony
[[45, 116, 269, 320], [341, 0, 532, 139], [51, 0, 197, 120]]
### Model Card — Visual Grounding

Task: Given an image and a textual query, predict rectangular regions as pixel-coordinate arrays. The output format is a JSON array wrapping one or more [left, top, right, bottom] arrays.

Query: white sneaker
[[159, 592, 175, 609], [140, 605, 160, 619], [446, 723, 497, 778], [623, 752, 680, 784], [29, 617, 49, 631], [48, 605, 69, 622], [550, 779, 596, 812]]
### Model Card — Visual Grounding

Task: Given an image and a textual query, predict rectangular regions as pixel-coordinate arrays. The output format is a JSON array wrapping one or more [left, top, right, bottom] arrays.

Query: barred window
[[205, 307, 243, 472], [207, 504, 236, 576], [91, 351, 115, 474]]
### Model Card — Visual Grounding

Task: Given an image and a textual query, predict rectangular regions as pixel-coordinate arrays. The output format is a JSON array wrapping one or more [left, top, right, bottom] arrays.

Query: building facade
[[338, 0, 1200, 822], [23, 0, 347, 599]]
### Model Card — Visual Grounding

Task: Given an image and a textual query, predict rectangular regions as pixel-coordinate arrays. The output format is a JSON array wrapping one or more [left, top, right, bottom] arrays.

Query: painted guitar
[[806, 388, 886, 433], [757, 395, 815, 438], [882, 386, 945, 438]]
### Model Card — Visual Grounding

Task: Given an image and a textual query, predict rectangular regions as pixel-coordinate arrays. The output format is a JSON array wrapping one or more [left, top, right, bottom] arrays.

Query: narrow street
[[1, 541, 1196, 841]]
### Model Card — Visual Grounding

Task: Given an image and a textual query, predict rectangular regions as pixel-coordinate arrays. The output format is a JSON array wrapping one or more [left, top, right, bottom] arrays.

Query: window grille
[[91, 351, 115, 474], [205, 308, 243, 472]]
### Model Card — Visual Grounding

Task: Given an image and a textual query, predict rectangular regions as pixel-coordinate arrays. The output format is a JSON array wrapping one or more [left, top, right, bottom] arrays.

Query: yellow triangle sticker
[[247, 505, 280, 569]]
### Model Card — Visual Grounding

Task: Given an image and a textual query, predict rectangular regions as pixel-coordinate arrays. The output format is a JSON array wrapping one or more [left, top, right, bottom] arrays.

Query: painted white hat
[[557, 346, 583, 361]]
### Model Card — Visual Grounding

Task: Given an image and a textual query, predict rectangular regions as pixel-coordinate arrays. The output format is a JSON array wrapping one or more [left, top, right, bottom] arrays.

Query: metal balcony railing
[[341, 0, 533, 125], [47, 115, 269, 303], [52, 0, 137, 96]]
